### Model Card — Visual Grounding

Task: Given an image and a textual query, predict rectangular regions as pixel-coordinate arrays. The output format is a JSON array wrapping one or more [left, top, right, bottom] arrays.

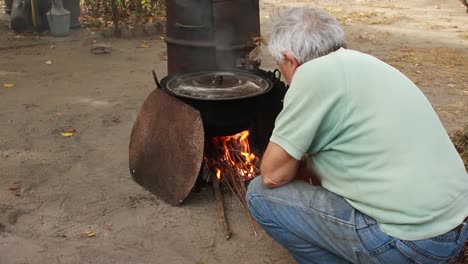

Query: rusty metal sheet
[[129, 88, 204, 206]]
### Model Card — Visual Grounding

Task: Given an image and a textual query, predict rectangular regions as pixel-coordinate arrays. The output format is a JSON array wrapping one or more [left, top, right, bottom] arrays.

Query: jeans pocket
[[356, 240, 415, 264], [395, 239, 455, 264], [356, 238, 457, 264]]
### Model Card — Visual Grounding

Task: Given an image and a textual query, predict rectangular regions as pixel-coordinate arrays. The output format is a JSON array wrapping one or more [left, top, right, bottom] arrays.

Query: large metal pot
[[153, 69, 278, 136]]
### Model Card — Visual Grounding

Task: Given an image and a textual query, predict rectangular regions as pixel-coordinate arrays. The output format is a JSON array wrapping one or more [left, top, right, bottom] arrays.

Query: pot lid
[[164, 70, 272, 100], [129, 88, 204, 206]]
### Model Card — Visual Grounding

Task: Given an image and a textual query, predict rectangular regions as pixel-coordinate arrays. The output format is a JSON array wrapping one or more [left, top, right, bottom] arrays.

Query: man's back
[[271, 48, 468, 240]]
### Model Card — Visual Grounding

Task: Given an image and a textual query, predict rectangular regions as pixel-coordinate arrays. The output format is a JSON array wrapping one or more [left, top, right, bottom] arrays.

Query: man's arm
[[260, 142, 301, 188], [260, 142, 322, 188]]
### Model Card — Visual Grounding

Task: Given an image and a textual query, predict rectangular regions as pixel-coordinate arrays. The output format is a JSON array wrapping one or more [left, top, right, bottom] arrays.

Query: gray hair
[[268, 7, 347, 64]]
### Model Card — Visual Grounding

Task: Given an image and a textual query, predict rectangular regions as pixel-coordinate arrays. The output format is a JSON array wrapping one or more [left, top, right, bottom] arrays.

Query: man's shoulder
[[297, 48, 366, 76], [292, 49, 355, 88]]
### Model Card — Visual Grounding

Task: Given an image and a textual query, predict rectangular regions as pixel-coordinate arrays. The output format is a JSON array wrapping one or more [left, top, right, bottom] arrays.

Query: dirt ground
[[0, 0, 467, 264]]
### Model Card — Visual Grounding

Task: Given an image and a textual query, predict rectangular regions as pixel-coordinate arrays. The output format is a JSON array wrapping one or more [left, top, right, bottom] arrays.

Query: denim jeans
[[246, 176, 468, 264]]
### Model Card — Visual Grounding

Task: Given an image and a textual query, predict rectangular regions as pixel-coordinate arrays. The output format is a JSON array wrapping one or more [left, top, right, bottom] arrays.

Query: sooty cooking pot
[[153, 69, 280, 136]]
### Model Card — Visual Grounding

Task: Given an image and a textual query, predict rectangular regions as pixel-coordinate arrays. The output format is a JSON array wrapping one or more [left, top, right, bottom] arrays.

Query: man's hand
[[296, 167, 322, 186], [296, 156, 322, 186]]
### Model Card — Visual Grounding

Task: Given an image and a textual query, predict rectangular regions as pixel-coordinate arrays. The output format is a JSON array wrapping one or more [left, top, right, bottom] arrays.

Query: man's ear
[[282, 52, 300, 71]]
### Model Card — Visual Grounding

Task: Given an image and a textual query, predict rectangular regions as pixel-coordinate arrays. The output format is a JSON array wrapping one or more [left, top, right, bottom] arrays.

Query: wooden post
[[110, 0, 120, 37]]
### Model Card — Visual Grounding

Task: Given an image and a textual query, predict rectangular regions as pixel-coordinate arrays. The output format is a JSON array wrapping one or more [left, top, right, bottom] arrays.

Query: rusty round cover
[[129, 88, 204, 206]]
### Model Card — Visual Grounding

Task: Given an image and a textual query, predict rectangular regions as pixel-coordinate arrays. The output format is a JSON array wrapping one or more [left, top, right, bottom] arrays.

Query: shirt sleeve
[[270, 63, 346, 160]]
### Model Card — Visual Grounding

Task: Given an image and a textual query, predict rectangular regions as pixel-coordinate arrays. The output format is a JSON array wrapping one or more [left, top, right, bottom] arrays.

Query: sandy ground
[[0, 0, 467, 264]]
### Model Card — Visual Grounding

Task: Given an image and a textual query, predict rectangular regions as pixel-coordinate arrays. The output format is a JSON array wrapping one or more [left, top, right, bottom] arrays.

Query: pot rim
[[159, 69, 274, 101]]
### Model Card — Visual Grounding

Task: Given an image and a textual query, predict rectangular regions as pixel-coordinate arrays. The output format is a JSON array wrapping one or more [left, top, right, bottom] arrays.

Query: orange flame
[[209, 130, 259, 181]]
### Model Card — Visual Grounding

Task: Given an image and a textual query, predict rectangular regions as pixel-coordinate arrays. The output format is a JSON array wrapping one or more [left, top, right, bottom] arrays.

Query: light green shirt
[[270, 48, 468, 240]]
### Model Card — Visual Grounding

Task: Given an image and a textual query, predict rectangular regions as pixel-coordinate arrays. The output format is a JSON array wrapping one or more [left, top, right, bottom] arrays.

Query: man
[[246, 7, 468, 264]]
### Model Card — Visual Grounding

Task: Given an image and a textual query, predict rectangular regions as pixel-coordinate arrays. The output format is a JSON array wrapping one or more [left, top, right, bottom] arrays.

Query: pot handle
[[152, 69, 162, 89], [272, 69, 282, 84]]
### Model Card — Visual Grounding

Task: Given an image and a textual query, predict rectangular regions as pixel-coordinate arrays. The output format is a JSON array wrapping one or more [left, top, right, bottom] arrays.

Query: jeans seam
[[248, 194, 354, 227], [401, 240, 451, 261], [394, 242, 425, 264]]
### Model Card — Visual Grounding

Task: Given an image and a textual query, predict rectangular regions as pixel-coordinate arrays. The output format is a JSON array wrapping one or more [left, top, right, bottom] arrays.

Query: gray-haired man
[[246, 7, 468, 264]]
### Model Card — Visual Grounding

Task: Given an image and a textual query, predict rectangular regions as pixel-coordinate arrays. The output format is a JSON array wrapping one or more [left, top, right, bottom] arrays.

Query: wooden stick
[[224, 172, 259, 236], [212, 177, 231, 240], [30, 0, 38, 30]]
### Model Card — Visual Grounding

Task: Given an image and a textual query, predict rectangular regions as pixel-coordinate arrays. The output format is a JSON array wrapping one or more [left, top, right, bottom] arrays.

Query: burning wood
[[204, 130, 260, 236], [208, 130, 260, 180]]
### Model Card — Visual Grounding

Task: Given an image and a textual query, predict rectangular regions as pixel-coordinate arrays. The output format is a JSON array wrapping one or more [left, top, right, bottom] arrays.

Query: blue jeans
[[246, 176, 468, 264]]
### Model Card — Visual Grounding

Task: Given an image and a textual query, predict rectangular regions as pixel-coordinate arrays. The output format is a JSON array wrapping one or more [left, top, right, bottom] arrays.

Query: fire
[[204, 130, 260, 235], [208, 130, 259, 181]]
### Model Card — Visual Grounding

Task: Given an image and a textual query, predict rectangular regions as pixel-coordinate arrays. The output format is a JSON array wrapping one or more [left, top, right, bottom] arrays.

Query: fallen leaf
[[45, 60, 53, 65], [8, 187, 19, 191], [139, 43, 150, 48], [3, 83, 15, 88], [79, 231, 96, 238], [61, 129, 76, 137]]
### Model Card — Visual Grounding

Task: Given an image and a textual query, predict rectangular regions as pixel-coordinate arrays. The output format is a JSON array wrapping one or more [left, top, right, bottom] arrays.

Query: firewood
[[212, 177, 231, 240]]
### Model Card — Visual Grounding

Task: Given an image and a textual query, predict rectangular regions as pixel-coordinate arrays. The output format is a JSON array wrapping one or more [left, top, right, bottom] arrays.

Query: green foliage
[[82, 0, 166, 26]]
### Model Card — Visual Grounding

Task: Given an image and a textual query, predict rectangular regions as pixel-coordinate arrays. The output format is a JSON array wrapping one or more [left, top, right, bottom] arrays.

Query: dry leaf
[[3, 83, 14, 88], [45, 60, 52, 65], [79, 231, 96, 238], [140, 43, 150, 48], [61, 129, 76, 137], [8, 187, 19, 191]]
